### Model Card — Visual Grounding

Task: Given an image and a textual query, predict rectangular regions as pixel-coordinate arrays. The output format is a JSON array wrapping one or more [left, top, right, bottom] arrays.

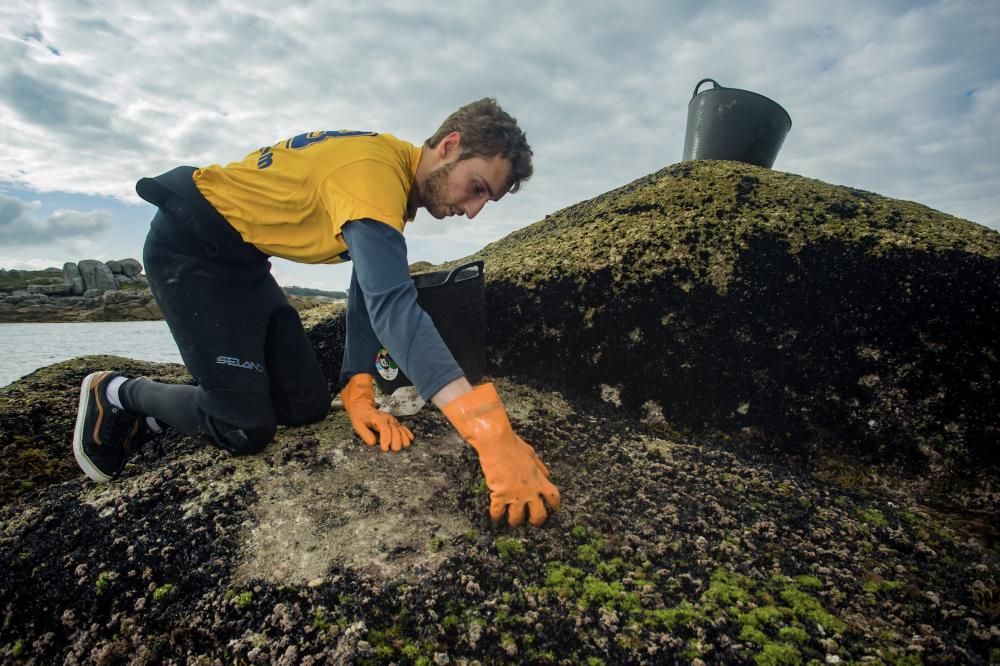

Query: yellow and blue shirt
[[193, 131, 422, 264], [136, 131, 464, 400]]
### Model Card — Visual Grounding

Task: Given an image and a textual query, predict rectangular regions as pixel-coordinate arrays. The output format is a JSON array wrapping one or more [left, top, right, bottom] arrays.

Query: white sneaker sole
[[73, 371, 113, 483]]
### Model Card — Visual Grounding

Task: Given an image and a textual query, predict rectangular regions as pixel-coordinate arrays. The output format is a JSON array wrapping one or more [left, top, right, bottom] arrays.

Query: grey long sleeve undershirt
[[339, 219, 465, 400]]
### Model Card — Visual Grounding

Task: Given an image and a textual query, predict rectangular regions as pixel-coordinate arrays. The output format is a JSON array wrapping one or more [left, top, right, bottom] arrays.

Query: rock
[[102, 290, 139, 305], [62, 262, 85, 295], [455, 160, 999, 475], [303, 303, 347, 393], [26, 284, 72, 296], [409, 260, 435, 274], [1, 352, 998, 663], [119, 258, 143, 277], [77, 259, 118, 293], [1, 260, 155, 323], [93, 290, 162, 322], [0, 356, 191, 504]]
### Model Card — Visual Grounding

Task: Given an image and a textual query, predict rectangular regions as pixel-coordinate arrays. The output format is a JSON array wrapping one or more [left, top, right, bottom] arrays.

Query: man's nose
[[465, 198, 487, 219]]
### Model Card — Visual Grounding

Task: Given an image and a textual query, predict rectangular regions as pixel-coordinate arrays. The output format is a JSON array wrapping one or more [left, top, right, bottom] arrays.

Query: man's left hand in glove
[[340, 373, 415, 452]]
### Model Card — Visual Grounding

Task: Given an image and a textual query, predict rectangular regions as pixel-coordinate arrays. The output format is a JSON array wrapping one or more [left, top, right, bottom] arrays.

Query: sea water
[[0, 321, 183, 387]]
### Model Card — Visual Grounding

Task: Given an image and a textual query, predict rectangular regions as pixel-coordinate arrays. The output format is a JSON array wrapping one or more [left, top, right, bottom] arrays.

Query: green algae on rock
[[453, 160, 999, 478]]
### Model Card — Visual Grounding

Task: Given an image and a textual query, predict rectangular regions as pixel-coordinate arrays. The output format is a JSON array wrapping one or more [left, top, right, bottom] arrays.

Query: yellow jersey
[[192, 131, 423, 264]]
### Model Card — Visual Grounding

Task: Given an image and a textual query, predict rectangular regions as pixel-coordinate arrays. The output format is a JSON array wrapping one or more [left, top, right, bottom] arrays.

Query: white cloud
[[0, 0, 996, 253], [0, 193, 111, 244], [0, 255, 71, 270]]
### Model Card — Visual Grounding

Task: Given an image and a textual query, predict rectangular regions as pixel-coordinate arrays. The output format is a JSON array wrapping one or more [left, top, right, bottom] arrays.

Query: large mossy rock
[[461, 160, 999, 475]]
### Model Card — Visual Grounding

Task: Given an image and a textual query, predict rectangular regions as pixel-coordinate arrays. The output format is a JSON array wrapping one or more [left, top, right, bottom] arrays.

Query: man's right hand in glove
[[340, 373, 415, 452], [441, 383, 560, 527]]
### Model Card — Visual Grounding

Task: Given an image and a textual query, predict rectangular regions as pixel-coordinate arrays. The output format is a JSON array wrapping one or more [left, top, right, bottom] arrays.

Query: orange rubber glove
[[442, 383, 560, 527], [340, 373, 415, 452]]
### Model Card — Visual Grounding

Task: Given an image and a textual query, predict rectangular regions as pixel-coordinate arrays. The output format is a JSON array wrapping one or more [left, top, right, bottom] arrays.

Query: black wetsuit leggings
[[120, 205, 331, 455]]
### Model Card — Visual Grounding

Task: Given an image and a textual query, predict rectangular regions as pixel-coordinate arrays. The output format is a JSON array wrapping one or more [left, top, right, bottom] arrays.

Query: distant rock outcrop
[[77, 259, 118, 293], [62, 262, 85, 295], [0, 259, 160, 323], [119, 258, 143, 277]]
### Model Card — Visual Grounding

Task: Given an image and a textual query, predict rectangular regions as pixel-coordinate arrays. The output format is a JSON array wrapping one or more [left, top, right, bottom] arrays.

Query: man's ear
[[439, 131, 462, 158]]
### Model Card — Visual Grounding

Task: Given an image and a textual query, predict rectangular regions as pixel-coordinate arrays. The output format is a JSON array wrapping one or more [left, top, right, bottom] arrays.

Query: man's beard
[[417, 161, 456, 219]]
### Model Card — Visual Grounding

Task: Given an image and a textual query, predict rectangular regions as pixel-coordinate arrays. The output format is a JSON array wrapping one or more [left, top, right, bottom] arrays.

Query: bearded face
[[416, 160, 458, 220], [412, 149, 512, 221]]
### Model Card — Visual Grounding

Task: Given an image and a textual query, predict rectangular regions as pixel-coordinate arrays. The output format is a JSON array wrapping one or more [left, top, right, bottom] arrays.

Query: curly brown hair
[[425, 97, 533, 193]]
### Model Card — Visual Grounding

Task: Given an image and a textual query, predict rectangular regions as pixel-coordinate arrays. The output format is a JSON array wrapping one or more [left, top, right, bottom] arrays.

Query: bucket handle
[[442, 260, 484, 285], [692, 78, 722, 98]]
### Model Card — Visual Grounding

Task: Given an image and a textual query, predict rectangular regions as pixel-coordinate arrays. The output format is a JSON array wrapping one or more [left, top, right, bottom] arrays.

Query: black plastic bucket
[[682, 78, 792, 168], [373, 260, 486, 394]]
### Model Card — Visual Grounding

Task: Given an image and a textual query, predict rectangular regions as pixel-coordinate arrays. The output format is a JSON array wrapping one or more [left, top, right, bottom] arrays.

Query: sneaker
[[73, 371, 141, 482]]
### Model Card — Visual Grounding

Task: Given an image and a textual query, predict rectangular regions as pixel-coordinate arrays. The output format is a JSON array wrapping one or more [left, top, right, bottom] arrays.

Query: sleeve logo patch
[[375, 348, 399, 381]]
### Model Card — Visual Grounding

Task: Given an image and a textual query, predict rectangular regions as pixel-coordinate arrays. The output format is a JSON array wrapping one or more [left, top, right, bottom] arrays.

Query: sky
[[0, 0, 997, 292]]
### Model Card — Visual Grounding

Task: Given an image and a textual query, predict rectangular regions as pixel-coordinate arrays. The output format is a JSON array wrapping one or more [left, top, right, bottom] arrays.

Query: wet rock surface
[[1, 358, 998, 664]]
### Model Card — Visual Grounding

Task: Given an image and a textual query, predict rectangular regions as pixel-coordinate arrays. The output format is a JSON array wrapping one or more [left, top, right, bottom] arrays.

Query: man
[[72, 98, 560, 528]]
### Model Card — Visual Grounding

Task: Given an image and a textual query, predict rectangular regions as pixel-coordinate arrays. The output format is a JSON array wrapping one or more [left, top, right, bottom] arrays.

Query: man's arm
[[430, 376, 473, 407], [341, 218, 560, 527], [341, 219, 464, 400]]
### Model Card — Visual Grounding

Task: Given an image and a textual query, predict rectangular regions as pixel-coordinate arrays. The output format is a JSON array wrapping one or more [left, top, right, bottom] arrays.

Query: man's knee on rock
[[200, 390, 277, 455], [291, 393, 331, 425], [216, 421, 277, 456], [276, 386, 331, 427]]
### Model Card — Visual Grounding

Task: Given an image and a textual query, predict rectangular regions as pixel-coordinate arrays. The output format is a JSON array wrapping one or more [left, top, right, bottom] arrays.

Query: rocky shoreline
[[0, 356, 997, 664], [0, 261, 343, 324], [0, 260, 161, 323]]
